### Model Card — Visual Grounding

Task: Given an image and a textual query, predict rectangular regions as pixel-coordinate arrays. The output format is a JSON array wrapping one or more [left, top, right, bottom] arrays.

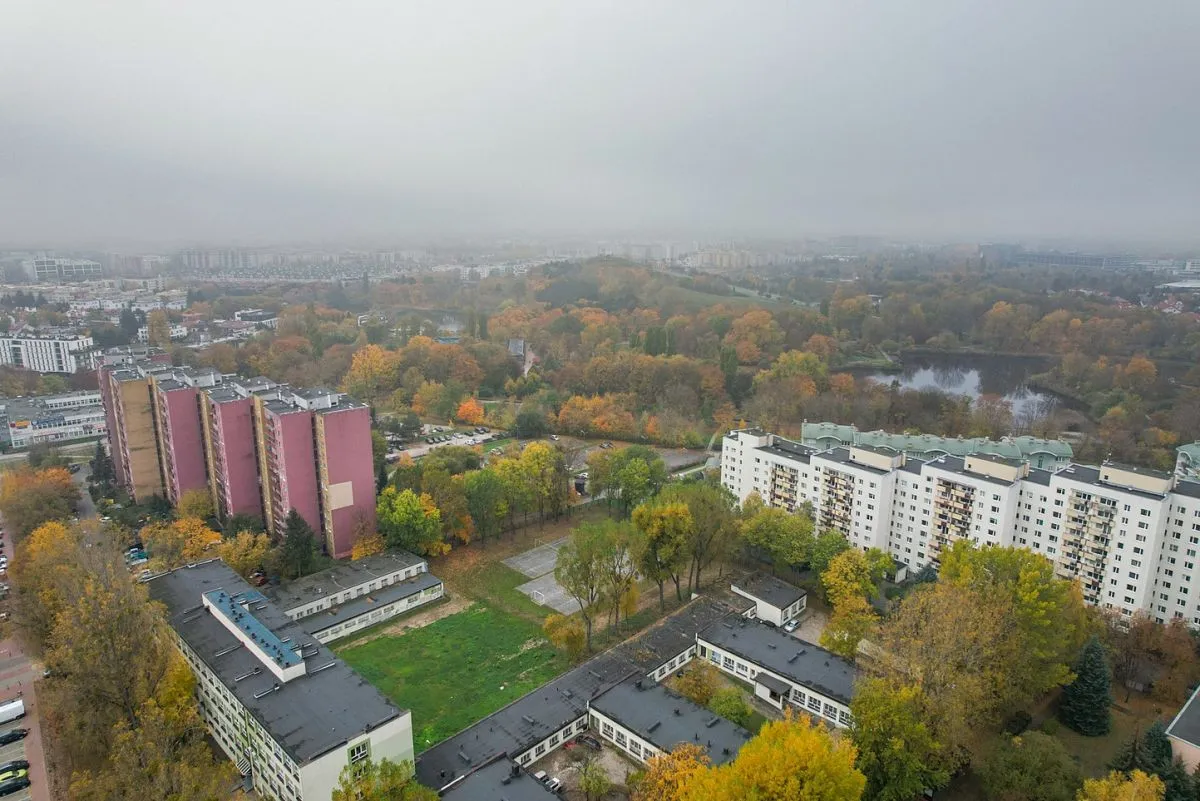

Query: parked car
[[549, 435, 560, 441], [783, 619, 799, 633], [0, 729, 27, 746], [546, 777, 562, 792], [532, 770, 548, 784], [0, 769, 27, 784], [0, 761, 28, 774], [0, 776, 30, 797], [575, 734, 602, 751]]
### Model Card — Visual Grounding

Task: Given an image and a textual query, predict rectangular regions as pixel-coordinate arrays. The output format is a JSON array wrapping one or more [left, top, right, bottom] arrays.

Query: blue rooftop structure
[[204, 589, 302, 667]]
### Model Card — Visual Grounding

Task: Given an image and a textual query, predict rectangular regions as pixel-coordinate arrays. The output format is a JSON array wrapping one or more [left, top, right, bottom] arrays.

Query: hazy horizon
[[3, 1, 1199, 248]]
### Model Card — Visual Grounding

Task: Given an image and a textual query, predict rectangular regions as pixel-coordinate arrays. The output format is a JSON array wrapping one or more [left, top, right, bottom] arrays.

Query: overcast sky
[[2, 1, 1198, 247]]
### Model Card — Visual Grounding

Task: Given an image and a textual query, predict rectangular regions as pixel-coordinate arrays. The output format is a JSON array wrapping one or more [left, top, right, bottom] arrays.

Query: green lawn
[[336, 604, 568, 751]]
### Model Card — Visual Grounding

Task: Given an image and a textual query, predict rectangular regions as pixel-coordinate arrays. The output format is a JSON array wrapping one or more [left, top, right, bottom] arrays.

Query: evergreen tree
[[376, 461, 389, 495], [1059, 636, 1113, 736], [1145, 721, 1174, 770], [281, 510, 318, 578], [1157, 757, 1193, 801], [1110, 728, 1151, 774]]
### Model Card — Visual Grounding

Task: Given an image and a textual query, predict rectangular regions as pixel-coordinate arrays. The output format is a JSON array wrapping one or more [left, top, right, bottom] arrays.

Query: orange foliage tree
[[455, 397, 485, 425]]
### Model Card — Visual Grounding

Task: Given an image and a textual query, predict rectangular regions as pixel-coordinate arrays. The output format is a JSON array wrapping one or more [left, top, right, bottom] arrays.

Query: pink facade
[[262, 407, 321, 540], [207, 397, 263, 521], [98, 367, 125, 482], [156, 386, 209, 504], [317, 405, 377, 558]]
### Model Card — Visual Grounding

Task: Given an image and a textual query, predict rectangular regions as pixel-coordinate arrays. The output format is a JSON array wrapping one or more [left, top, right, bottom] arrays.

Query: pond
[[857, 353, 1059, 421]]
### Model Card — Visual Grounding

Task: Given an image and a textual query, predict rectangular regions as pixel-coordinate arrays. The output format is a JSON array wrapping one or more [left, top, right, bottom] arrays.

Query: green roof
[[801, 422, 1073, 463]]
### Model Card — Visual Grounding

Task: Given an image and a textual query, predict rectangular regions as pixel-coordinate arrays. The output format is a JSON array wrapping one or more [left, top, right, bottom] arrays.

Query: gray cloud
[[1, 0, 1198, 246]]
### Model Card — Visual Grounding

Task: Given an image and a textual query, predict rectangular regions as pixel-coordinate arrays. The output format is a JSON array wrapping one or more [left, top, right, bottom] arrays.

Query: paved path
[[502, 537, 584, 615]]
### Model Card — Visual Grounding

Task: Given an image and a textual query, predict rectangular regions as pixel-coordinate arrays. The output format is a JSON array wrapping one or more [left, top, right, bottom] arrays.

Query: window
[[348, 742, 370, 773], [535, 743, 546, 756]]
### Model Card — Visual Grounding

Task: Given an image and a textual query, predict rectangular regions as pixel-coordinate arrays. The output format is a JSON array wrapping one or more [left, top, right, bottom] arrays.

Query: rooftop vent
[[457, 750, 471, 764], [648, 721, 661, 733], [705, 717, 720, 728], [522, 715, 536, 725]]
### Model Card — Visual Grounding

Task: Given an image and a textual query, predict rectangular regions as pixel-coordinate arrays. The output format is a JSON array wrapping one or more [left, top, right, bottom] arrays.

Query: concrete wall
[[160, 388, 208, 503], [212, 398, 263, 520], [272, 411, 321, 539], [315, 406, 376, 558], [300, 712, 413, 801]]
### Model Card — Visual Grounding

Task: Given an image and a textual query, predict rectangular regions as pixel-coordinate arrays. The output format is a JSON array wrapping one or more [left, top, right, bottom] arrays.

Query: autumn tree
[[279, 510, 319, 578], [11, 520, 89, 650], [634, 743, 709, 801], [543, 613, 586, 661], [579, 755, 613, 801], [555, 523, 610, 651], [676, 660, 721, 706], [331, 757, 437, 801], [659, 479, 739, 593], [679, 713, 865, 801], [140, 517, 222, 571], [175, 488, 214, 521], [1077, 771, 1164, 801], [455, 396, 485, 425], [850, 679, 948, 801], [821, 548, 886, 606], [0, 465, 80, 537], [820, 595, 877, 661], [463, 468, 508, 543], [808, 529, 850, 578], [146, 309, 172, 347], [740, 504, 815, 572], [592, 519, 640, 625], [376, 488, 446, 556], [589, 445, 668, 517], [351, 524, 386, 560], [217, 531, 271, 578], [979, 732, 1082, 801], [708, 687, 752, 727], [341, 344, 400, 404], [633, 501, 693, 610]]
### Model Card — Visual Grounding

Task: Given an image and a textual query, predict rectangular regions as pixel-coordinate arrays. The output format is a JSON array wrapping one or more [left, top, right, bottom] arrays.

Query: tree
[[678, 713, 865, 801], [520, 441, 572, 522], [740, 505, 814, 571], [463, 469, 508, 544], [543, 613, 586, 661], [26, 442, 67, 469], [280, 510, 319, 578], [119, 307, 140, 341], [850, 679, 949, 801], [455, 397, 485, 425], [708, 687, 752, 727], [11, 520, 89, 650], [941, 542, 1090, 703], [808, 529, 851, 578], [90, 440, 116, 488], [979, 732, 1082, 801], [146, 309, 171, 347], [579, 755, 613, 801], [376, 487, 446, 556], [351, 522, 386, 560], [513, 409, 548, 438], [555, 523, 609, 651], [659, 480, 739, 593], [341, 344, 399, 404], [676, 660, 720, 706], [140, 517, 222, 570], [421, 467, 473, 544], [592, 519, 640, 625], [633, 502, 692, 610], [176, 488, 214, 521], [1108, 722, 1193, 801], [217, 531, 271, 578], [331, 757, 437, 801], [1059, 636, 1113, 736], [635, 743, 709, 801], [820, 595, 877, 660], [0, 465, 80, 537], [1077, 771, 1164, 801], [821, 549, 877, 607]]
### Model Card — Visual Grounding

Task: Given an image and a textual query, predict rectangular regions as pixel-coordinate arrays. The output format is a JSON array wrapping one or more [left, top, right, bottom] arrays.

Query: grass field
[[336, 603, 568, 750]]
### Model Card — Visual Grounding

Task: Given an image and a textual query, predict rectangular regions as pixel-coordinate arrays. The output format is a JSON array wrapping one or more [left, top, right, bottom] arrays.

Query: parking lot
[[0, 737, 31, 801]]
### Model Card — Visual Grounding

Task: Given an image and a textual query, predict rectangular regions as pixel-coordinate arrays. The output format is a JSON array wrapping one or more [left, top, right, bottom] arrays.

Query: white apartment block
[[265, 551, 444, 644], [722, 429, 1200, 626], [25, 258, 102, 282], [0, 331, 94, 373], [148, 561, 415, 801]]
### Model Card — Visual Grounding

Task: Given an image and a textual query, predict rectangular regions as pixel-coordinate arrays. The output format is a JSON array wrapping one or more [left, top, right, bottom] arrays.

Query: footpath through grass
[[336, 604, 568, 751]]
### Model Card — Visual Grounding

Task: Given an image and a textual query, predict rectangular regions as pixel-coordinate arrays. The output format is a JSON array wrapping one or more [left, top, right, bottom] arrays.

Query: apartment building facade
[[0, 330, 94, 373], [148, 561, 414, 801], [1, 390, 106, 449], [722, 429, 1200, 626], [101, 359, 375, 557]]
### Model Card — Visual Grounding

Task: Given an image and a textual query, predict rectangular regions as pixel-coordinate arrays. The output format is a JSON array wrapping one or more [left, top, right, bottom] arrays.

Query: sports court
[[502, 537, 582, 615]]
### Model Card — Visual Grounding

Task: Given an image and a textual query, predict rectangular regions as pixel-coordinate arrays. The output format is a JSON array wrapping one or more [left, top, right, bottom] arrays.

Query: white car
[[783, 619, 799, 633]]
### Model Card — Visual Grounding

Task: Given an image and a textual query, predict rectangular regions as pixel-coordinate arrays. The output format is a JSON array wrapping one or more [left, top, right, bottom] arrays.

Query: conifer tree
[[1059, 636, 1113, 735]]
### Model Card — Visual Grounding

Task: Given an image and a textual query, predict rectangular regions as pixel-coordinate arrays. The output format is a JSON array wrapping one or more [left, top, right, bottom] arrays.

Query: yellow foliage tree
[[679, 713, 865, 801], [1077, 771, 1164, 801], [0, 465, 80, 537], [176, 488, 214, 521], [821, 549, 875, 607], [634, 743, 709, 801], [11, 520, 87, 648], [342, 344, 400, 404], [141, 517, 222, 570], [820, 594, 878, 661], [217, 531, 271, 578], [351, 528, 386, 560], [543, 613, 586, 661]]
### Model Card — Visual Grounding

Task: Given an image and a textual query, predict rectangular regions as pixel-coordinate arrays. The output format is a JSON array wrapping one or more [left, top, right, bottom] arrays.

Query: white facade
[[722, 429, 1200, 626], [26, 258, 102, 282], [730, 582, 806, 627], [136, 323, 189, 342], [0, 332, 94, 373], [6, 403, 106, 448]]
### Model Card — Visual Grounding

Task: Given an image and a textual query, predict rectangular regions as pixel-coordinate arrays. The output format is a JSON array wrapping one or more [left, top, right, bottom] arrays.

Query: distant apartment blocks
[[1, 390, 106, 449], [100, 350, 376, 557], [723, 428, 1200, 627], [0, 329, 94, 373]]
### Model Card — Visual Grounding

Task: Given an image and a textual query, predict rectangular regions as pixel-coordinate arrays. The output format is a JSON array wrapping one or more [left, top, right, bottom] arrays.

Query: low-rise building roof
[[299, 572, 443, 636], [732, 574, 806, 612], [265, 551, 427, 613], [440, 759, 558, 801]]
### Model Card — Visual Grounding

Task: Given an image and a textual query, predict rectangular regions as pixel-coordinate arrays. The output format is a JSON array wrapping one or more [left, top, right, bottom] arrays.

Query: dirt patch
[[339, 596, 474, 647], [795, 606, 829, 643], [531, 741, 640, 800]]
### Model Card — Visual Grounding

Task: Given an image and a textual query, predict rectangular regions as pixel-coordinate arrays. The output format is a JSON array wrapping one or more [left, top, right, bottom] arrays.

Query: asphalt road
[[72, 465, 95, 520]]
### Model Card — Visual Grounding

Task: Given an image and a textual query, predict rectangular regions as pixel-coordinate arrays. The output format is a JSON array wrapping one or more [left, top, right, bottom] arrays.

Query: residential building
[[731, 574, 806, 627], [136, 323, 189, 342], [722, 428, 1200, 626], [0, 330, 94, 373], [25, 257, 102, 282], [101, 360, 375, 556], [1, 390, 106, 449], [698, 618, 856, 725], [1177, 443, 1200, 482], [800, 421, 1074, 470], [588, 679, 751, 765], [1169, 684, 1200, 769], [264, 552, 444, 643], [148, 560, 414, 801]]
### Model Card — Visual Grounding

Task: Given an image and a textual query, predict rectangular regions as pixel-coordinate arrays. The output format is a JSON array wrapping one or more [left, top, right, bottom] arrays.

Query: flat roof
[[147, 560, 404, 766], [1173, 480, 1200, 500], [925, 455, 1016, 487], [590, 679, 751, 765], [1055, 464, 1171, 500], [265, 551, 427, 612], [611, 598, 747, 673], [1025, 468, 1054, 486], [1169, 683, 1200, 748], [300, 572, 443, 636], [699, 618, 857, 705], [732, 574, 806, 611], [966, 452, 1024, 467], [440, 760, 559, 801], [755, 672, 791, 696], [815, 446, 889, 476]]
